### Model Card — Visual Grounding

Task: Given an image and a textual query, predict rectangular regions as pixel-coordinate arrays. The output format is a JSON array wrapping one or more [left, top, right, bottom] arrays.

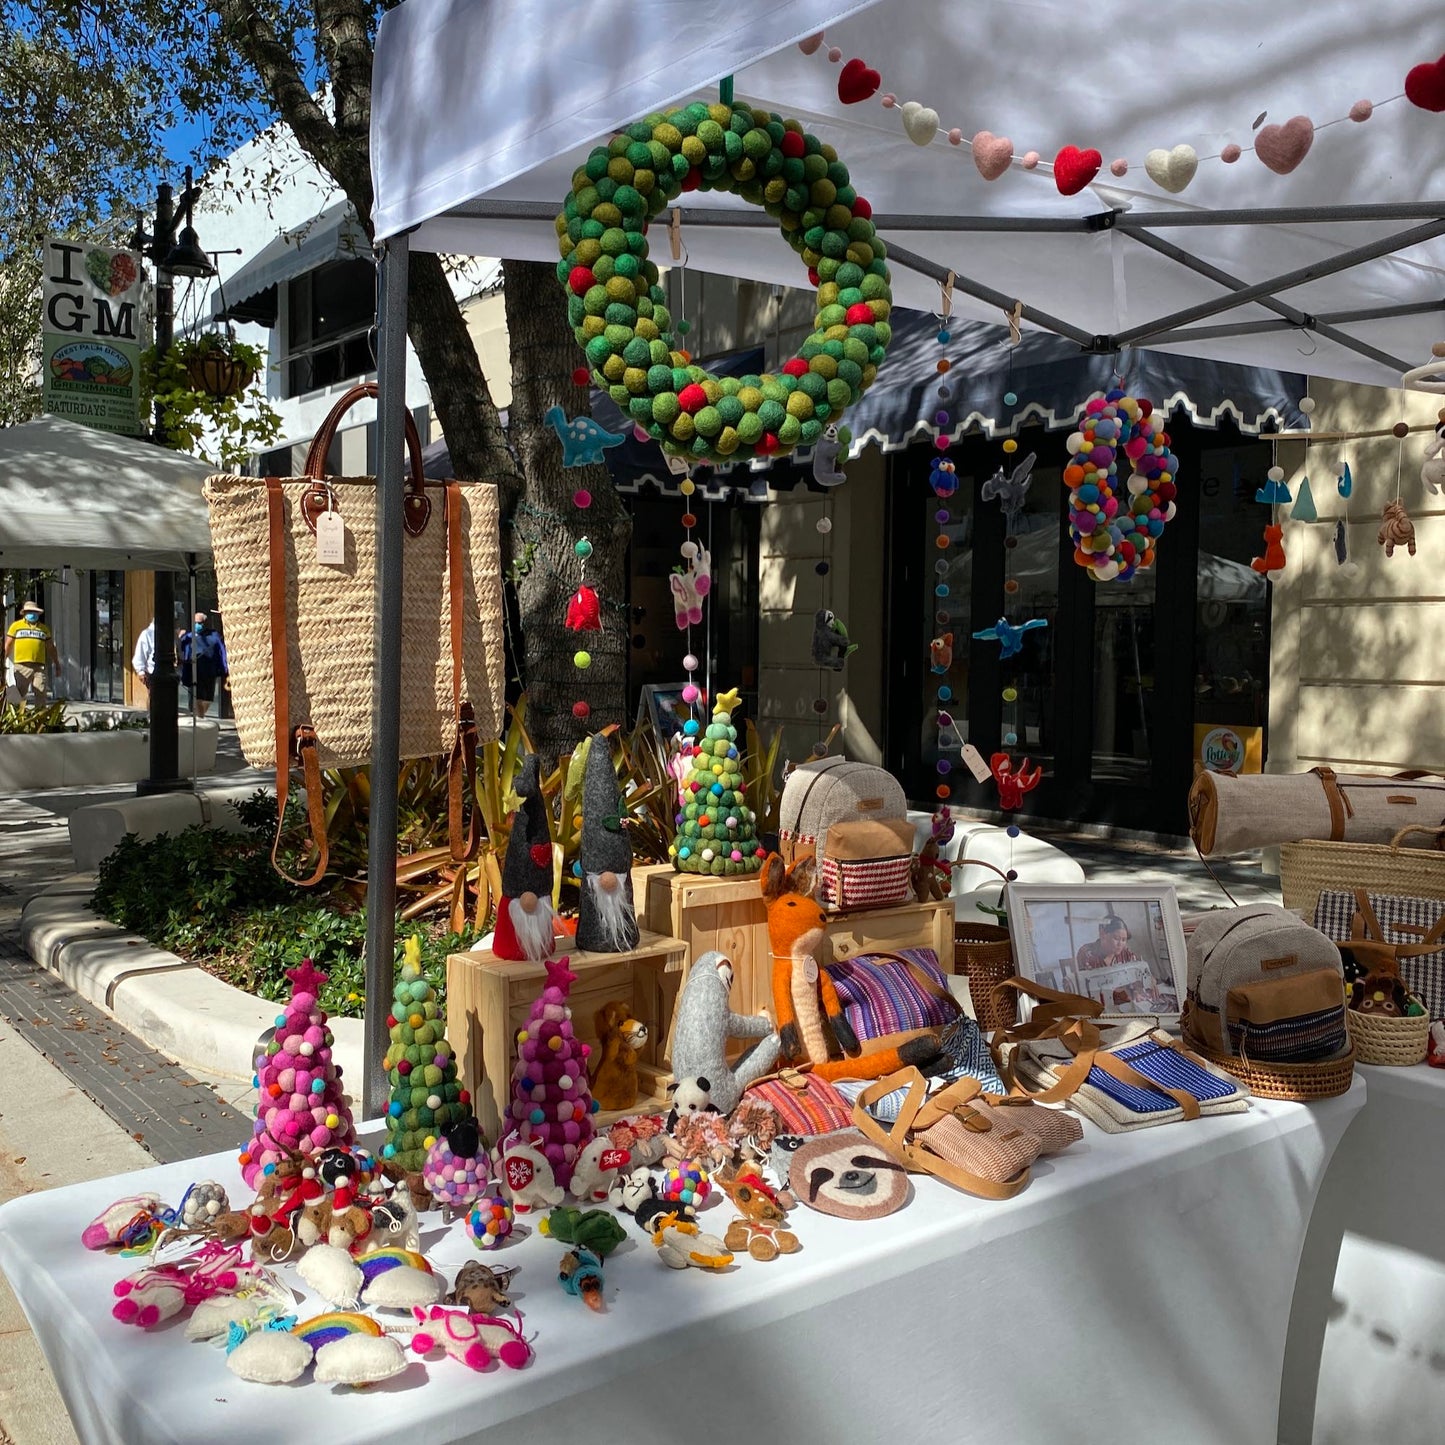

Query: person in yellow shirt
[[5, 602, 59, 703]]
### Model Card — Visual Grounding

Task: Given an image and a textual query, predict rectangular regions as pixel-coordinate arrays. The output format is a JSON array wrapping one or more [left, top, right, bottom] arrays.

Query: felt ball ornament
[[555, 101, 891, 465], [663, 1160, 712, 1210], [1062, 390, 1180, 583], [466, 1197, 515, 1250]]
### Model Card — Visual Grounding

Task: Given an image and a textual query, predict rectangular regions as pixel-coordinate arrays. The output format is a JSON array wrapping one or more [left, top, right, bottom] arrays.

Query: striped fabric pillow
[[825, 948, 960, 1042]]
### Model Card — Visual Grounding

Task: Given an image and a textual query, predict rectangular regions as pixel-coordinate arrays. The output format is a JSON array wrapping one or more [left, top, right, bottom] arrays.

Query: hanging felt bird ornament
[[929, 633, 954, 673], [990, 753, 1042, 812], [1251, 524, 1287, 575], [1378, 498, 1417, 558], [980, 453, 1037, 526], [565, 585, 602, 632], [971, 616, 1048, 659]]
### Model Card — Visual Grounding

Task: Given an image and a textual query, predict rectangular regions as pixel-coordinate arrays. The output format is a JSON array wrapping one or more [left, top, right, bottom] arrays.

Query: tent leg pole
[[363, 233, 410, 1122]]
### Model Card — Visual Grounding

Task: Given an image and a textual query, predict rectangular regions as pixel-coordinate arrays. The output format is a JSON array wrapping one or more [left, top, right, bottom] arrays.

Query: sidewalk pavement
[[0, 744, 1280, 1443]]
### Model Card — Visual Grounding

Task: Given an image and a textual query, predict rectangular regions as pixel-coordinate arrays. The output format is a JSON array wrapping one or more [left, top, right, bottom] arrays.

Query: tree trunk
[[502, 259, 630, 761]]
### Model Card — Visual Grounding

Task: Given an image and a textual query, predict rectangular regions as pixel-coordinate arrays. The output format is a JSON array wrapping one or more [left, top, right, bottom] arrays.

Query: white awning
[[211, 201, 371, 326], [0, 416, 213, 570], [371, 0, 1445, 386]]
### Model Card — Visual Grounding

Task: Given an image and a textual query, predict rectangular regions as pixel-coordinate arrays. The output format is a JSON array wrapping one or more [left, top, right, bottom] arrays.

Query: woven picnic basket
[[954, 912, 1018, 1031], [1179, 1029, 1357, 1100], [1280, 826, 1445, 921]]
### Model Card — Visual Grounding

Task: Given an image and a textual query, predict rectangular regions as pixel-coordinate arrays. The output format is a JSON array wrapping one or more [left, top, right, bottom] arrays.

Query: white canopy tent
[[359, 0, 1445, 1108], [0, 415, 212, 569]]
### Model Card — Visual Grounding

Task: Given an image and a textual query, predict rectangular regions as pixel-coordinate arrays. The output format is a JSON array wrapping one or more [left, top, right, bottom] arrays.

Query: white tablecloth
[[1281, 1065, 1445, 1445], [0, 1085, 1362, 1445]]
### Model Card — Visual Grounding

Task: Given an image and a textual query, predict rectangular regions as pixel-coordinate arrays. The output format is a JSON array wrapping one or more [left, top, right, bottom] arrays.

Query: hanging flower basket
[[185, 351, 255, 398]]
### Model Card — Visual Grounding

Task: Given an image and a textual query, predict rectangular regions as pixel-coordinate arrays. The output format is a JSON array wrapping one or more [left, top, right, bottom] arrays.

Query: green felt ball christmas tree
[[382, 936, 472, 1173], [671, 688, 765, 877]]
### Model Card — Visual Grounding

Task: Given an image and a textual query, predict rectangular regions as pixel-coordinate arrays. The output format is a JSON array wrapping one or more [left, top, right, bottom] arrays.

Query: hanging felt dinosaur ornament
[[565, 585, 602, 632], [990, 753, 1042, 812], [544, 407, 626, 467], [1250, 524, 1287, 576]]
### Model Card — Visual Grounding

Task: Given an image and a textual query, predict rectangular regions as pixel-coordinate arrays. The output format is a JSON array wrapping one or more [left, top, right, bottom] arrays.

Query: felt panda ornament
[[664, 1074, 719, 1132]]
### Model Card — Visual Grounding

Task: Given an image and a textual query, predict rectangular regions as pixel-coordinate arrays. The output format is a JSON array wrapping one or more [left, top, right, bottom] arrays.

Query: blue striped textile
[[1085, 1039, 1239, 1115]]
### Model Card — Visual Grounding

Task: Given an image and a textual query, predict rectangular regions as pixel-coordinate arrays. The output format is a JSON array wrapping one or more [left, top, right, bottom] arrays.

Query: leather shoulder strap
[[1311, 766, 1349, 839]]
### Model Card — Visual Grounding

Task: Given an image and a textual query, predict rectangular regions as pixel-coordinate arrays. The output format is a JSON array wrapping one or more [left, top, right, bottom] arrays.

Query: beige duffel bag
[[1189, 766, 1445, 857]]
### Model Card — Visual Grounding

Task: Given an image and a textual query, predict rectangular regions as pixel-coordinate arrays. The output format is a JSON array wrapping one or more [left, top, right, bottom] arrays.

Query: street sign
[[41, 238, 146, 436]]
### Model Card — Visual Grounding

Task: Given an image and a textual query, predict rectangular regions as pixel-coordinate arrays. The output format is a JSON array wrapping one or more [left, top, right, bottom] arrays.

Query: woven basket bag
[[1280, 825, 1445, 921], [203, 384, 504, 880], [1347, 1009, 1430, 1067]]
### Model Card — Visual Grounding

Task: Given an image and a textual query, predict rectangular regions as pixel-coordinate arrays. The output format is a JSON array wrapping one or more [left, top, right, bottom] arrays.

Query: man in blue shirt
[[179, 612, 228, 718]]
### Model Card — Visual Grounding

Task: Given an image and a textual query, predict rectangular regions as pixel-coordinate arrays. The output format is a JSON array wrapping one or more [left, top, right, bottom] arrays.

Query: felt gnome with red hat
[[576, 734, 641, 954], [491, 754, 558, 962]]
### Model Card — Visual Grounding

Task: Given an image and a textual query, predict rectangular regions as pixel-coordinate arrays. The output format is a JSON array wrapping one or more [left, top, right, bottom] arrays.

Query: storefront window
[[90, 570, 125, 702], [1091, 567, 1158, 785], [923, 477, 972, 786], [1001, 458, 1060, 768]]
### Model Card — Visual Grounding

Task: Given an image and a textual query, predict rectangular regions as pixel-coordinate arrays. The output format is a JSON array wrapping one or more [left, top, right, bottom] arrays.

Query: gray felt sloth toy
[[812, 609, 857, 671], [670, 951, 780, 1115]]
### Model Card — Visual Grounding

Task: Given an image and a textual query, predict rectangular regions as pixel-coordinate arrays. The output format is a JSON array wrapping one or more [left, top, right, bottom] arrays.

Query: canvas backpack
[[1182, 904, 1348, 1062], [778, 757, 913, 910]]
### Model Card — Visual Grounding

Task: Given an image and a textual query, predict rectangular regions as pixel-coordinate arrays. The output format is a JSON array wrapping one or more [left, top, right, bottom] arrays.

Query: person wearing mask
[[131, 618, 155, 693], [179, 611, 228, 718], [5, 602, 59, 703]]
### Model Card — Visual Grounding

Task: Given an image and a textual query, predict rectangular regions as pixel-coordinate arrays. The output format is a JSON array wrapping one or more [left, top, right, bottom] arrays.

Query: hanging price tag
[[961, 743, 991, 783], [315, 509, 347, 565]]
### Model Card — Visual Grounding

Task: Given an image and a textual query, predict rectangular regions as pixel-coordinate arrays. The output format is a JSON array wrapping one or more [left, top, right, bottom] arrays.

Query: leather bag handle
[[301, 382, 432, 538], [266, 478, 329, 887]]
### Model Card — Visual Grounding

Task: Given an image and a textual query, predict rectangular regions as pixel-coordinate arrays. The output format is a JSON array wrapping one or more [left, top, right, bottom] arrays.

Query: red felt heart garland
[[1053, 146, 1101, 196], [837, 58, 881, 105], [1406, 54, 1445, 112]]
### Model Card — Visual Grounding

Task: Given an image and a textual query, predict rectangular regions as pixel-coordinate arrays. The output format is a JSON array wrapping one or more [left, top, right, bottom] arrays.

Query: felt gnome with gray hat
[[576, 734, 640, 954], [491, 754, 558, 962]]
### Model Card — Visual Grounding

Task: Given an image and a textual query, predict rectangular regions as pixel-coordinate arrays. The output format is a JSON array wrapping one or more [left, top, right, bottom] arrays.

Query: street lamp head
[[162, 225, 215, 278]]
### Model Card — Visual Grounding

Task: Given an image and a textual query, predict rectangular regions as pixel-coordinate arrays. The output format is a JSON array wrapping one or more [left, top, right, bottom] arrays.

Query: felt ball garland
[[555, 102, 892, 466], [1063, 390, 1179, 582]]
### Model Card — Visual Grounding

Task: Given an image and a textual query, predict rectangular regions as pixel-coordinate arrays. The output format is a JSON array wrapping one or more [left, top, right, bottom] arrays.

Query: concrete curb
[[20, 880, 365, 1085]]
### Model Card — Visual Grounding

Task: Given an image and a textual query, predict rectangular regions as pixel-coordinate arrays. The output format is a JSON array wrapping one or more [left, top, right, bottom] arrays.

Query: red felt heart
[[530, 844, 552, 868], [1053, 146, 1101, 197], [1406, 54, 1445, 112], [1255, 116, 1314, 175], [837, 58, 881, 105]]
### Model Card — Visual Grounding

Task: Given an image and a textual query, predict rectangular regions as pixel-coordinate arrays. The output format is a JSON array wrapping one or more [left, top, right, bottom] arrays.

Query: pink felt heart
[[837, 58, 881, 105], [1406, 54, 1445, 112], [972, 131, 1013, 181], [797, 33, 824, 56], [1254, 116, 1314, 175], [1053, 146, 1101, 197]]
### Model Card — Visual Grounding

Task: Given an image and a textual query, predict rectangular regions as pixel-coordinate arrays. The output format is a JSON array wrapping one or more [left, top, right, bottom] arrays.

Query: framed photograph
[[636, 683, 690, 742], [1004, 883, 1188, 1026]]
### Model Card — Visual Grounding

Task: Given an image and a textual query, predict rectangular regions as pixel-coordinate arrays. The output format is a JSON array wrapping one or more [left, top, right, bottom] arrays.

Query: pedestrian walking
[[5, 601, 59, 704]]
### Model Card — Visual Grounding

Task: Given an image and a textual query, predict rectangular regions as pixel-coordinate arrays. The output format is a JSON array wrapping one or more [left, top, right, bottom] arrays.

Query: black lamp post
[[131, 168, 214, 795]]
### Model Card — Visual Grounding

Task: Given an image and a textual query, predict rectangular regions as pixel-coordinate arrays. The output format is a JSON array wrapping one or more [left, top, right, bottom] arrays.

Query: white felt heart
[[901, 102, 940, 146], [971, 131, 1013, 181], [1144, 145, 1198, 194]]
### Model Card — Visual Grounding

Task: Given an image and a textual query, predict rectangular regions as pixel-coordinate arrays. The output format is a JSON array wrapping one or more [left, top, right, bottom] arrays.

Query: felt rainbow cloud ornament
[[356, 1247, 444, 1310], [227, 1311, 408, 1386]]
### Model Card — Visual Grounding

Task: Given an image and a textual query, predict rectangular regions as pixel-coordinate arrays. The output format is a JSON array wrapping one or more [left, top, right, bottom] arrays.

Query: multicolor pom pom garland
[[555, 101, 892, 466], [1063, 390, 1179, 582]]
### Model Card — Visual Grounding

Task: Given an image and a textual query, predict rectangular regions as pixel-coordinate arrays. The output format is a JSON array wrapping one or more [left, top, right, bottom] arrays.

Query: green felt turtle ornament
[[538, 1206, 628, 1259]]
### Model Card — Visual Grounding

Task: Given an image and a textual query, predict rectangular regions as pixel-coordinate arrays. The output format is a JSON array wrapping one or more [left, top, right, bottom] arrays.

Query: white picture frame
[[1004, 882, 1188, 1028]]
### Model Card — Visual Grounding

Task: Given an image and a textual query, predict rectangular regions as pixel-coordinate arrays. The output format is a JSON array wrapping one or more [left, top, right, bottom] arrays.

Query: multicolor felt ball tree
[[241, 960, 355, 1188], [508, 957, 598, 1191], [382, 937, 471, 1174], [1063, 390, 1179, 582], [555, 101, 892, 466], [670, 688, 765, 876]]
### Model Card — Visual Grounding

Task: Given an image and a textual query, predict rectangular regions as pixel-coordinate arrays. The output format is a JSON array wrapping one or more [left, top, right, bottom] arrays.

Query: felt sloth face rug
[[787, 1129, 911, 1220]]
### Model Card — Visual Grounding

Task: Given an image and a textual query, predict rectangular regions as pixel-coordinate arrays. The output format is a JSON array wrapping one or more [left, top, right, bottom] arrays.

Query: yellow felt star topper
[[714, 687, 741, 716]]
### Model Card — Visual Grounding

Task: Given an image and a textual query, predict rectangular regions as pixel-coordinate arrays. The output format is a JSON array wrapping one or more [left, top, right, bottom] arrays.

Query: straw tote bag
[[203, 384, 505, 882]]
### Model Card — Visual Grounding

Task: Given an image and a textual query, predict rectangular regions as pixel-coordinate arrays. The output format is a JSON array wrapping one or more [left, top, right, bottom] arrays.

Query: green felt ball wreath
[[555, 101, 892, 466]]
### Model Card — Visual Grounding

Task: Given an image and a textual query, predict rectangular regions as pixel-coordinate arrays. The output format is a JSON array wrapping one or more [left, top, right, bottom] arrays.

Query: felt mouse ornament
[[1250, 523, 1287, 575], [1378, 498, 1417, 557], [670, 951, 779, 1115]]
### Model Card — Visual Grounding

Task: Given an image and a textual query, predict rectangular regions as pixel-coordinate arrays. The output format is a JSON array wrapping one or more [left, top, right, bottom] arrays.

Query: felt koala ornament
[[670, 950, 780, 1115], [568, 1135, 633, 1203], [410, 1305, 532, 1371], [588, 1001, 647, 1112], [811, 609, 857, 670]]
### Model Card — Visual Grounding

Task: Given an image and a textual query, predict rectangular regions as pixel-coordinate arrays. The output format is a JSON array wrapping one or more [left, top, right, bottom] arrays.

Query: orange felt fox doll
[[761, 853, 945, 1081]]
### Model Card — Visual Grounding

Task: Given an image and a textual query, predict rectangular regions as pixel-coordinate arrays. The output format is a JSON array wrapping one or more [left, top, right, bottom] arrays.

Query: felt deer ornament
[[761, 853, 944, 1080]]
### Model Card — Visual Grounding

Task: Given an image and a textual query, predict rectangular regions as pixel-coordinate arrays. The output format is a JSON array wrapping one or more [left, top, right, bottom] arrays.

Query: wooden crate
[[644, 866, 955, 1049], [446, 929, 687, 1141]]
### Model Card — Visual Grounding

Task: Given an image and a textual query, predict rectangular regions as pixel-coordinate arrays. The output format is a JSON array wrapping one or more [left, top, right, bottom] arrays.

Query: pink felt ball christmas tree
[[508, 957, 598, 1191], [240, 960, 356, 1189]]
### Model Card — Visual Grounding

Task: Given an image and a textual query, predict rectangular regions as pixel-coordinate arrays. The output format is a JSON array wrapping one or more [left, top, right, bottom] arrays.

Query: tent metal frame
[[361, 196, 1444, 1114]]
